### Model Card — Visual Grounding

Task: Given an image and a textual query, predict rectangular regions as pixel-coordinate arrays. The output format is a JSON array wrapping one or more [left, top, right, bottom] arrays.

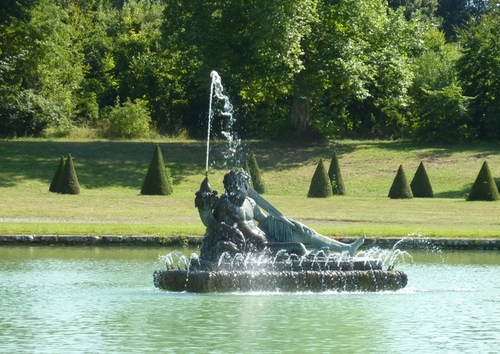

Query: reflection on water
[[1, 246, 499, 353]]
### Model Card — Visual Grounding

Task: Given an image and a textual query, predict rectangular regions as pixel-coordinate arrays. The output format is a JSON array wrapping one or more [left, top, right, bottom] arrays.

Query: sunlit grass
[[1, 138, 500, 238]]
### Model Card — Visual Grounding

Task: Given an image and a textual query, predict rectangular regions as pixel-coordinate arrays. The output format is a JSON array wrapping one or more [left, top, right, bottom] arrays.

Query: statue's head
[[223, 169, 251, 205]]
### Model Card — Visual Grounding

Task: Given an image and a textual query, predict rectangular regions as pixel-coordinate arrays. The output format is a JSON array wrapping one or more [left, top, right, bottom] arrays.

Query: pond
[[1, 246, 499, 353]]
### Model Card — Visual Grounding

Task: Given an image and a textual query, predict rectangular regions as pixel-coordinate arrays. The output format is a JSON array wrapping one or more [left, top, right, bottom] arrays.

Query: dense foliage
[[0, 0, 498, 142]]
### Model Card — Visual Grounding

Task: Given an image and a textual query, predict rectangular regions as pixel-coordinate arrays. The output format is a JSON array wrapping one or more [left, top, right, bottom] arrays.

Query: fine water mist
[[206, 71, 243, 173]]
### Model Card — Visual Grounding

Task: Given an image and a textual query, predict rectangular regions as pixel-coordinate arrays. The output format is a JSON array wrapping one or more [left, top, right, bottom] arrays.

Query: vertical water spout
[[206, 71, 239, 175], [206, 71, 216, 175]]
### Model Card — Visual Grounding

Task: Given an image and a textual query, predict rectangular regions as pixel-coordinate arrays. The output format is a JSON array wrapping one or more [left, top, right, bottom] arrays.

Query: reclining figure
[[195, 169, 365, 262]]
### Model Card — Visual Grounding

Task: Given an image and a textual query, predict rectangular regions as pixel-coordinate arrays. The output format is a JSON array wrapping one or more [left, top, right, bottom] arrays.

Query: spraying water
[[206, 71, 241, 175]]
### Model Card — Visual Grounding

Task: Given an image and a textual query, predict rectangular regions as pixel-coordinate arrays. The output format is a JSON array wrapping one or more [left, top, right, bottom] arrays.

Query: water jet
[[154, 72, 408, 292]]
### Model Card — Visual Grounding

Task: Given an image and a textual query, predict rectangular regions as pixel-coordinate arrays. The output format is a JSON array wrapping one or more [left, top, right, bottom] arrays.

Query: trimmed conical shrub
[[467, 161, 499, 201], [57, 154, 80, 195], [328, 150, 346, 195], [49, 155, 65, 193], [247, 152, 266, 194], [308, 158, 333, 198], [243, 160, 253, 188], [410, 161, 434, 198], [388, 164, 413, 199], [141, 144, 173, 195]]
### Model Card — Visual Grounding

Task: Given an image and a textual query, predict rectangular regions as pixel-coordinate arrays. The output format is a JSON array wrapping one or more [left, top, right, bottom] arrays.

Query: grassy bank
[[1, 138, 500, 239]]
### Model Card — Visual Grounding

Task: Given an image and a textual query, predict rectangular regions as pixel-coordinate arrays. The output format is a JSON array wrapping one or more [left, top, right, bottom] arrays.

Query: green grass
[[1, 138, 500, 239]]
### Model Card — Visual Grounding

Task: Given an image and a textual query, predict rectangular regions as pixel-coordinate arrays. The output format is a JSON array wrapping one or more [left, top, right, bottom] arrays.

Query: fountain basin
[[153, 256, 408, 292], [153, 269, 407, 293]]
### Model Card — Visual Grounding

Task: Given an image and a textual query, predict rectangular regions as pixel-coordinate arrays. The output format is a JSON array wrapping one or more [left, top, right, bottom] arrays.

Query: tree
[[457, 2, 500, 140], [161, 0, 318, 139], [0, 2, 44, 136], [4, 0, 499, 143], [25, 0, 85, 134], [437, 0, 488, 41], [105, 98, 152, 139], [408, 28, 471, 142], [0, 0, 36, 25], [57, 154, 80, 195], [304, 0, 425, 139], [111, 0, 174, 132], [410, 161, 434, 197], [65, 0, 119, 123], [307, 158, 333, 198], [388, 0, 438, 21], [141, 144, 173, 195], [388, 165, 413, 199], [467, 161, 499, 201], [328, 151, 345, 195], [49, 155, 65, 193], [247, 152, 266, 194], [0, 0, 85, 136], [0, 0, 174, 137]]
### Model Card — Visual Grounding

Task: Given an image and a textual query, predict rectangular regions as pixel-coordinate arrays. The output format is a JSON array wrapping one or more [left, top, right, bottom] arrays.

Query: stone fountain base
[[154, 269, 407, 292], [153, 256, 408, 293]]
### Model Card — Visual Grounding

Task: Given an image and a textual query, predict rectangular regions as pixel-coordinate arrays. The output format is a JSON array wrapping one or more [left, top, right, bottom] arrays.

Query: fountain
[[154, 72, 408, 292]]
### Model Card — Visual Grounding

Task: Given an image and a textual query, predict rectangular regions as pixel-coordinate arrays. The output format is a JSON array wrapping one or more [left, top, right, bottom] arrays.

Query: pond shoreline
[[0, 235, 499, 250]]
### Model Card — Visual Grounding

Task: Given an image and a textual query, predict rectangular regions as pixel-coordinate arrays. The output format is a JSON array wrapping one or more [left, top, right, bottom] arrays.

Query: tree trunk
[[291, 95, 311, 139]]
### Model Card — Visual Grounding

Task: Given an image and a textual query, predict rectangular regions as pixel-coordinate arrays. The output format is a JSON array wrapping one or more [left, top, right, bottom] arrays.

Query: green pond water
[[0, 246, 499, 353]]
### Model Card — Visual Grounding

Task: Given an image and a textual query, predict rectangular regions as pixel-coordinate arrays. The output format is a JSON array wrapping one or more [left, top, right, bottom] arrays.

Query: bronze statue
[[196, 169, 364, 262]]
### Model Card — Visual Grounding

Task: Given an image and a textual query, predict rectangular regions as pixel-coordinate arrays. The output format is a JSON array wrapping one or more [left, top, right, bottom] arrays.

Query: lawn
[[1, 138, 499, 239]]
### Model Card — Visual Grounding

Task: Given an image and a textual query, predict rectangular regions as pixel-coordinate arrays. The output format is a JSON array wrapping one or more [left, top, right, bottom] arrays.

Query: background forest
[[1, 0, 499, 142]]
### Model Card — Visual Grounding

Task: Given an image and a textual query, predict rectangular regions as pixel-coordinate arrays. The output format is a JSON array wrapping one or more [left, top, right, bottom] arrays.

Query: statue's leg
[[260, 216, 365, 256], [292, 231, 365, 256]]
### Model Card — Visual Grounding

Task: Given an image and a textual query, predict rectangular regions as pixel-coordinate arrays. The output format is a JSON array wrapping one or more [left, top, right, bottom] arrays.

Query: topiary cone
[[328, 150, 346, 195], [57, 154, 80, 195], [248, 152, 266, 194], [49, 155, 65, 193], [410, 161, 434, 198], [388, 164, 413, 199], [308, 158, 333, 198], [467, 161, 499, 201], [243, 160, 253, 188], [141, 144, 173, 195]]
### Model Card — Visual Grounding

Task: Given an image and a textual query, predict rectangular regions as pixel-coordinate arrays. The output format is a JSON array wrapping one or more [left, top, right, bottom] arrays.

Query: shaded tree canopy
[[0, 0, 498, 142]]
